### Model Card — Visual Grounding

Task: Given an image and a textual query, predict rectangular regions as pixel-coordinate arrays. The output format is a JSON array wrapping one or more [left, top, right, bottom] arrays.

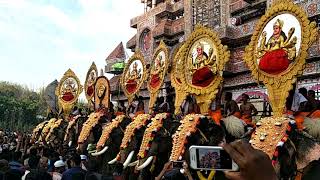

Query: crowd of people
[[0, 131, 117, 180], [0, 87, 319, 180]]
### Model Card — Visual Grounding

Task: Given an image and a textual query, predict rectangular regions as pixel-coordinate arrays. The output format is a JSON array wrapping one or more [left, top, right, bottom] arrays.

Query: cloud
[[0, 0, 143, 92]]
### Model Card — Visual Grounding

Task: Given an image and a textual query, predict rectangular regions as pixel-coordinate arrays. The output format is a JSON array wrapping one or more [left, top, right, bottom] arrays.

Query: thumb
[[224, 171, 244, 180]]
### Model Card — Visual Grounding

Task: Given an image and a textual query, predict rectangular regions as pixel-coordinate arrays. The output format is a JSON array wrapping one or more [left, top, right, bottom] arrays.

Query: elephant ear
[[303, 117, 320, 141], [292, 130, 320, 170], [222, 115, 245, 139], [277, 140, 297, 179]]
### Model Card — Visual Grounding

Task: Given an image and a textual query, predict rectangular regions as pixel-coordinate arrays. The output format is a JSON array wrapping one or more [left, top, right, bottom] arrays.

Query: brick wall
[[230, 0, 248, 12]]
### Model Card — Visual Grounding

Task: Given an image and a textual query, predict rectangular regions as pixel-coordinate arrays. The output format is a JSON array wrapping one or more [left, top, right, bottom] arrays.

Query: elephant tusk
[[123, 151, 135, 169], [136, 156, 154, 171], [108, 157, 118, 164], [128, 160, 138, 167], [68, 141, 72, 147], [91, 146, 108, 156]]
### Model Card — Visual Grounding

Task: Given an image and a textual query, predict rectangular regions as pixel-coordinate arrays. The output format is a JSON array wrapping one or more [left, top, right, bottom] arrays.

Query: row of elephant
[[31, 112, 320, 180]]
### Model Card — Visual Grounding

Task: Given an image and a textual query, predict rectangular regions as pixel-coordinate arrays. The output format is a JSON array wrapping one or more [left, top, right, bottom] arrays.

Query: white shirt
[[21, 170, 30, 180], [52, 172, 62, 180], [291, 92, 307, 112]]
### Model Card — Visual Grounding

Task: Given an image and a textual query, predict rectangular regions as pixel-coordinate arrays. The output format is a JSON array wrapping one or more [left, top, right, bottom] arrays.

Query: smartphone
[[189, 146, 238, 171], [172, 161, 184, 168]]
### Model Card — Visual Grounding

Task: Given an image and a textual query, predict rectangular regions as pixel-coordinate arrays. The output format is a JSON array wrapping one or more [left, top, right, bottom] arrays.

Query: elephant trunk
[[136, 156, 154, 171], [91, 146, 109, 156], [123, 151, 135, 169]]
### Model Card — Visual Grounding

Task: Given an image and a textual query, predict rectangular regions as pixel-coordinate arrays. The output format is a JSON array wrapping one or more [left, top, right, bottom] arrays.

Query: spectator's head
[[28, 157, 39, 170], [39, 157, 48, 170], [0, 159, 9, 173], [308, 90, 316, 99], [25, 169, 52, 180], [225, 92, 233, 101], [4, 169, 22, 180], [11, 151, 22, 162], [54, 160, 65, 174], [241, 93, 249, 103], [87, 159, 99, 172], [70, 153, 81, 167], [299, 87, 308, 98], [29, 147, 38, 157]]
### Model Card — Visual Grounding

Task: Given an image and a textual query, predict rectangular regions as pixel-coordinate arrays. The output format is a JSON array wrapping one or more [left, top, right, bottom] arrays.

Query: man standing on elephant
[[240, 94, 258, 127], [224, 92, 241, 118]]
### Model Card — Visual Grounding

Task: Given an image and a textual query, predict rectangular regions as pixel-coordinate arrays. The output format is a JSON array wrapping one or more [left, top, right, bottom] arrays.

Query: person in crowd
[[240, 94, 258, 127], [61, 153, 86, 180], [80, 155, 88, 171], [155, 161, 193, 180], [209, 87, 222, 125], [85, 159, 102, 180], [224, 92, 241, 118], [299, 87, 308, 100], [38, 156, 49, 171], [223, 140, 277, 180], [8, 151, 24, 175], [25, 169, 53, 180], [305, 90, 320, 117], [52, 160, 65, 180], [0, 159, 9, 179]]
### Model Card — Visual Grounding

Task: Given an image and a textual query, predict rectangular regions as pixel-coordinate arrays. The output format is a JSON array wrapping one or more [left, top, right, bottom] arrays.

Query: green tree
[[0, 81, 46, 132]]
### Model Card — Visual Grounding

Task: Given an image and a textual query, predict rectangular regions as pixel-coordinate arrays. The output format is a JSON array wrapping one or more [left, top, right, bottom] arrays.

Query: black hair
[[163, 169, 187, 180], [299, 87, 308, 97], [242, 93, 249, 100], [4, 169, 23, 180], [28, 157, 40, 170], [70, 153, 81, 166], [308, 90, 316, 96], [87, 159, 99, 172], [29, 148, 38, 157], [11, 151, 22, 162], [25, 169, 52, 180], [225, 92, 233, 101]]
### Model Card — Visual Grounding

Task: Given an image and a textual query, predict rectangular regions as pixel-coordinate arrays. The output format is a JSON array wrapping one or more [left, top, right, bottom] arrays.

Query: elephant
[[108, 114, 152, 179], [63, 115, 88, 148], [37, 118, 57, 144], [77, 110, 111, 154], [31, 120, 49, 144], [90, 115, 132, 175], [251, 117, 320, 179], [134, 113, 181, 180], [275, 120, 320, 179], [45, 119, 69, 150]]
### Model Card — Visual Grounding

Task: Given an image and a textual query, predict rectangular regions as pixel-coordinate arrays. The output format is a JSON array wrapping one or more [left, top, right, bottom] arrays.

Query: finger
[[230, 140, 253, 156], [224, 171, 244, 180], [222, 143, 245, 167]]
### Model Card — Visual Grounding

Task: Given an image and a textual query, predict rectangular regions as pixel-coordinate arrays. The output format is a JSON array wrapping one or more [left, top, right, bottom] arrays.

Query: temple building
[[108, 0, 320, 115]]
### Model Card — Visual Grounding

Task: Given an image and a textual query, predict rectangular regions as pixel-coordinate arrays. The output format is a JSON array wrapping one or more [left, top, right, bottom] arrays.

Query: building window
[[192, 0, 221, 28], [140, 29, 152, 53]]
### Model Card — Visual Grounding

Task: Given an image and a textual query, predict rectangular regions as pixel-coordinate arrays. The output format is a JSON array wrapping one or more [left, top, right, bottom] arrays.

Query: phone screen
[[172, 161, 183, 168], [196, 148, 232, 169]]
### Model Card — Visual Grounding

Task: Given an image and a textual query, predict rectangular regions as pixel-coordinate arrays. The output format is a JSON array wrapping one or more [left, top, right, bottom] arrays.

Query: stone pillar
[[152, 0, 156, 8], [184, 0, 193, 38], [144, 1, 148, 12]]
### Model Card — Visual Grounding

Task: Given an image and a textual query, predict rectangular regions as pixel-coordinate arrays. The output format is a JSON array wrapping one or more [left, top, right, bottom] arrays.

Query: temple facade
[[108, 0, 320, 115]]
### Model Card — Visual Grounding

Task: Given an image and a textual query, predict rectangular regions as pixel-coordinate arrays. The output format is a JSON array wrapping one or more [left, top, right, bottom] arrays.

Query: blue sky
[[0, 0, 143, 91]]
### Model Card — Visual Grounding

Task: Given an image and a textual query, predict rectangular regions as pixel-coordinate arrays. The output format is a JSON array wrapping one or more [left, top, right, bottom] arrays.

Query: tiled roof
[[106, 42, 126, 61]]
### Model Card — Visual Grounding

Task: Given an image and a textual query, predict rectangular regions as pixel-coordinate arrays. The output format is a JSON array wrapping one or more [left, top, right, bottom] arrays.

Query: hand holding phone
[[189, 146, 238, 171], [223, 140, 277, 180]]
